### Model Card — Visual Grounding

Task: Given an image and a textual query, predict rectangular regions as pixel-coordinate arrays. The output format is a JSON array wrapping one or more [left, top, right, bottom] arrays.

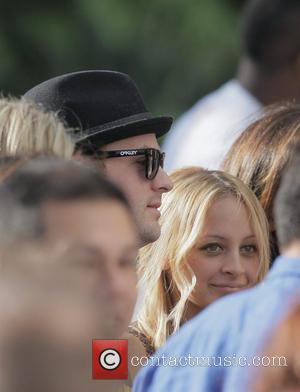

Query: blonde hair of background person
[[134, 168, 270, 353], [0, 96, 74, 158]]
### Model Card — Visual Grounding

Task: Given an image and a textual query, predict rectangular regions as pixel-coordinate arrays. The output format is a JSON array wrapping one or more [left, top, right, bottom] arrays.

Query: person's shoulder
[[164, 287, 259, 352], [133, 289, 259, 392], [192, 288, 253, 325]]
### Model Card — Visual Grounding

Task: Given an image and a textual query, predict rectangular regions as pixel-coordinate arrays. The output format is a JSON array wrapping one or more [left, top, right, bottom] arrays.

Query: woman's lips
[[210, 284, 245, 293]]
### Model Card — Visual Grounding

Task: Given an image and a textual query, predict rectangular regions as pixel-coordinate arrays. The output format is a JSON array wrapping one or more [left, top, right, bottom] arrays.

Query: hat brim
[[75, 115, 173, 147]]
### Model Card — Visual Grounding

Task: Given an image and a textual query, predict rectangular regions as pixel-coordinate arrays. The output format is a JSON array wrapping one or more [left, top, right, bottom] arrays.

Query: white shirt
[[163, 79, 262, 171]]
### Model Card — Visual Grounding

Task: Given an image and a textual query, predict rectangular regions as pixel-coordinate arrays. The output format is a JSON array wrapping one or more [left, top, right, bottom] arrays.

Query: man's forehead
[[100, 133, 160, 150]]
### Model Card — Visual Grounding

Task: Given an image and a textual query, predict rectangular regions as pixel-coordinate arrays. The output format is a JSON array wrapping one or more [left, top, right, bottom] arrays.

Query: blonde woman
[[126, 168, 270, 384], [0, 96, 74, 158]]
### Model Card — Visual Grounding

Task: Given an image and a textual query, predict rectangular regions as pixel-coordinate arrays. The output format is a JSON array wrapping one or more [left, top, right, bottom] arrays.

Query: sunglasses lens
[[146, 152, 154, 179], [160, 152, 165, 169], [145, 150, 161, 180]]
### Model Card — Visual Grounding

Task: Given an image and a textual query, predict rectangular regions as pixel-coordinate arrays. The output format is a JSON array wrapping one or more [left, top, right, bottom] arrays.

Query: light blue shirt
[[133, 256, 300, 392]]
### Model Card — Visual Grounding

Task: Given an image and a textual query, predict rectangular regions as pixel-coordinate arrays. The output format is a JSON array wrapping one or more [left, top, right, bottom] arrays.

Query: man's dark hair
[[0, 187, 40, 244], [1, 157, 130, 239], [240, 0, 300, 70], [274, 143, 300, 248]]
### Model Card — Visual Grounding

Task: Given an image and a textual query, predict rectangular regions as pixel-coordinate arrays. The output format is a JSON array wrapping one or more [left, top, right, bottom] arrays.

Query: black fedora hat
[[24, 70, 173, 148]]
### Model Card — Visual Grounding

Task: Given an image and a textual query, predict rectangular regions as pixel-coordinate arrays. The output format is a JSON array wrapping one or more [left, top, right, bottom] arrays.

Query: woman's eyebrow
[[200, 235, 226, 240], [200, 234, 256, 241], [242, 235, 256, 240]]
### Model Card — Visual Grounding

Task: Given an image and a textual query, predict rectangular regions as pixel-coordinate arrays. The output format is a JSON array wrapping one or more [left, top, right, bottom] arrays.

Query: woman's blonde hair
[[0, 96, 74, 158], [136, 167, 270, 350]]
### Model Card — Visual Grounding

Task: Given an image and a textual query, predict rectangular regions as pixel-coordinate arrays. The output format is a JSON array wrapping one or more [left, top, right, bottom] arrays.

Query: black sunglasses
[[98, 148, 165, 180]]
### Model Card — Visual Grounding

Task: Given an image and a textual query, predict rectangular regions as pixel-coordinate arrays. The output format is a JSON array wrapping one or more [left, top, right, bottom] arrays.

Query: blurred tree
[[0, 0, 241, 118]]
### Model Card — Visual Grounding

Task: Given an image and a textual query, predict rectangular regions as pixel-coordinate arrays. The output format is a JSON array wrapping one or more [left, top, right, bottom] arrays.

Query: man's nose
[[151, 167, 173, 192]]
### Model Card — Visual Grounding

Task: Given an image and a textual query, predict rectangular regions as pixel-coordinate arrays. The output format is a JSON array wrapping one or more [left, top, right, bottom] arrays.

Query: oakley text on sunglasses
[[97, 148, 165, 180]]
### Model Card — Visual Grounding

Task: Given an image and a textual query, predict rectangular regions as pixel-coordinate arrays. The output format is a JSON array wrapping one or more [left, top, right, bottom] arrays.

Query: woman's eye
[[241, 244, 257, 254], [200, 243, 223, 253]]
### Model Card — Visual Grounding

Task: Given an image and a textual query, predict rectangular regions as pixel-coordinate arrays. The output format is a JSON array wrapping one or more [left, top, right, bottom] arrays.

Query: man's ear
[[72, 152, 106, 171], [72, 151, 88, 163]]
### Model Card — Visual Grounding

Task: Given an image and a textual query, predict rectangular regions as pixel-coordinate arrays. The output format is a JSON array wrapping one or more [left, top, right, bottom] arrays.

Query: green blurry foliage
[[0, 0, 243, 118]]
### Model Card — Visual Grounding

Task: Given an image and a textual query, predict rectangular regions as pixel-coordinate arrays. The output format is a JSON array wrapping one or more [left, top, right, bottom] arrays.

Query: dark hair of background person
[[0, 154, 55, 182], [237, 0, 300, 106], [4, 157, 129, 207], [0, 156, 28, 182], [222, 102, 300, 261], [240, 0, 300, 71], [1, 156, 131, 239], [274, 142, 300, 249]]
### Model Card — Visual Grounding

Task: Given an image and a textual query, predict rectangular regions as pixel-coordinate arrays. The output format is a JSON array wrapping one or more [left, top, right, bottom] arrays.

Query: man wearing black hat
[[24, 70, 173, 246]]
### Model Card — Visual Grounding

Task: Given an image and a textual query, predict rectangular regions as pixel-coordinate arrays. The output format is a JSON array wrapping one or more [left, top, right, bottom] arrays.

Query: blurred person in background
[[222, 102, 300, 263], [0, 246, 123, 392], [253, 302, 300, 392], [0, 156, 29, 182], [126, 167, 270, 385], [0, 96, 74, 158], [163, 0, 300, 171], [0, 157, 139, 337], [24, 70, 173, 248], [0, 181, 39, 247], [133, 143, 300, 392]]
